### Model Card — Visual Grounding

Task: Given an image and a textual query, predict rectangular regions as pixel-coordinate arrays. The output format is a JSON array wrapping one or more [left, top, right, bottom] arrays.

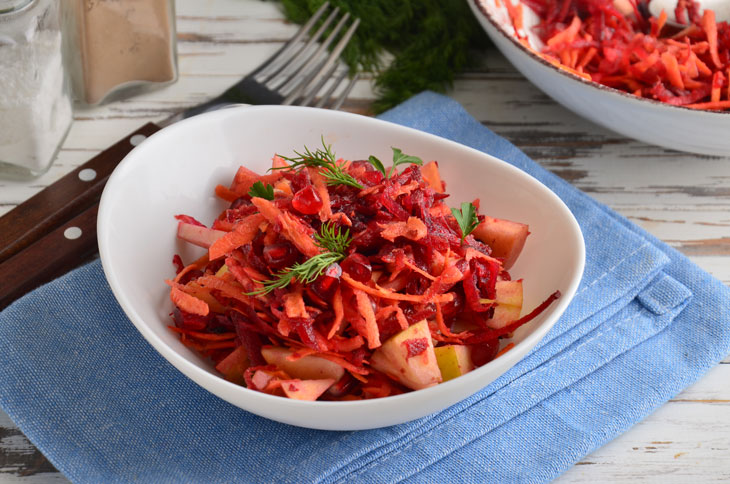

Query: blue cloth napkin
[[2, 92, 730, 484]]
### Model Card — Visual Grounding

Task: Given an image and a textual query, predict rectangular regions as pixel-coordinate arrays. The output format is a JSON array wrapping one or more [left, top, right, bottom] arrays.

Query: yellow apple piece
[[214, 345, 249, 385], [261, 346, 344, 381], [370, 320, 442, 390], [434, 345, 475, 382], [486, 280, 523, 329], [472, 216, 529, 269], [177, 221, 226, 248], [280, 379, 335, 401]]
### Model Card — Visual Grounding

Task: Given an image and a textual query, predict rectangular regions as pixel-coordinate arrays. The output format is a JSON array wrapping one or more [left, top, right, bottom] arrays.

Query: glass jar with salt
[[0, 0, 73, 177]]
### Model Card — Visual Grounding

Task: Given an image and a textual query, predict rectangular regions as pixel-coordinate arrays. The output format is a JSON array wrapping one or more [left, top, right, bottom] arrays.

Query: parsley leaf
[[248, 181, 275, 200], [367, 155, 387, 177], [451, 202, 479, 242], [391, 148, 423, 169], [367, 147, 423, 179]]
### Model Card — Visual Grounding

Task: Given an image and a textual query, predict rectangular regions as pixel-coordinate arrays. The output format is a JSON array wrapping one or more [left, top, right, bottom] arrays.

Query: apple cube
[[280, 379, 335, 401], [251, 369, 276, 390], [261, 346, 344, 381], [472, 216, 529, 269], [486, 280, 523, 329], [177, 222, 227, 249], [370, 320, 442, 390], [434, 345, 475, 382], [215, 346, 249, 385]]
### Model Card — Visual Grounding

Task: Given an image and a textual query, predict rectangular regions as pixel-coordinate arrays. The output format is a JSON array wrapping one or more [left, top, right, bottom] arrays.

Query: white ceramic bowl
[[468, 0, 730, 156], [98, 105, 584, 430]]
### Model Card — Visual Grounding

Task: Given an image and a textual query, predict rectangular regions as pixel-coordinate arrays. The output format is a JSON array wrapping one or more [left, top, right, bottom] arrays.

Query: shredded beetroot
[[516, 0, 730, 110], [174, 214, 206, 227], [402, 338, 429, 359], [172, 254, 185, 274], [165, 147, 560, 400]]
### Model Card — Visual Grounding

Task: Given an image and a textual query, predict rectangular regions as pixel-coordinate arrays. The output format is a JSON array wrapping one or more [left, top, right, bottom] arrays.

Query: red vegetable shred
[[165, 144, 560, 401], [513, 0, 730, 110]]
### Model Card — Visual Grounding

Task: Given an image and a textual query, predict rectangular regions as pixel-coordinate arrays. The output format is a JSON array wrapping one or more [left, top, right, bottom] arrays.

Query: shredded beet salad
[[166, 140, 560, 401], [505, 0, 730, 110]]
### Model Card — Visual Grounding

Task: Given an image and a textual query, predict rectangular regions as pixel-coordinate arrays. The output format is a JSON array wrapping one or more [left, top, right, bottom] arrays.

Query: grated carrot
[[169, 285, 209, 316], [342, 273, 454, 303]]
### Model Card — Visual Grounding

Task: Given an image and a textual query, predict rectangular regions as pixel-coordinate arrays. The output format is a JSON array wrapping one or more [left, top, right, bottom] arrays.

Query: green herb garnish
[[315, 221, 351, 254], [248, 181, 275, 200], [279, 0, 489, 113], [391, 148, 423, 170], [247, 222, 351, 295], [367, 155, 386, 177], [368, 147, 423, 179], [451, 202, 479, 242], [274, 137, 363, 189], [246, 252, 345, 295]]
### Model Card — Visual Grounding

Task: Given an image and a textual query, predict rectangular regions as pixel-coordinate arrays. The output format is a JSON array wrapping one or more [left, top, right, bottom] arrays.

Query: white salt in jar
[[0, 0, 73, 177]]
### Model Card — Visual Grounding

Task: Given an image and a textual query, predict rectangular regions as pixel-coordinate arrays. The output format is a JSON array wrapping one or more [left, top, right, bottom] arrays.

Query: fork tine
[[282, 17, 360, 105], [182, 4, 360, 115], [260, 6, 341, 85], [309, 69, 348, 108], [298, 63, 341, 107], [277, 12, 352, 96], [251, 2, 332, 80], [328, 72, 359, 110]]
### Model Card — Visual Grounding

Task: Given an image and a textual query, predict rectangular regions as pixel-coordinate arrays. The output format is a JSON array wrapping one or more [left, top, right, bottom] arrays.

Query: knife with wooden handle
[[0, 123, 163, 309], [0, 46, 269, 309]]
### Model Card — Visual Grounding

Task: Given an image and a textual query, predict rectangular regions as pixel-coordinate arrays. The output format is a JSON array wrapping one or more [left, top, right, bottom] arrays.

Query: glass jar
[[64, 0, 178, 105], [0, 0, 73, 177]]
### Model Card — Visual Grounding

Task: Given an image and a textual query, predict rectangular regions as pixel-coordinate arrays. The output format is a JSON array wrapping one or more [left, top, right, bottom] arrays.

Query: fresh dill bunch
[[246, 221, 351, 295], [274, 137, 363, 189], [277, 0, 490, 113]]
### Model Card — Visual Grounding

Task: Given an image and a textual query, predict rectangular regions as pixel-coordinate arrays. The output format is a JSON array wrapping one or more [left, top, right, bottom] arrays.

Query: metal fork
[[183, 2, 360, 118]]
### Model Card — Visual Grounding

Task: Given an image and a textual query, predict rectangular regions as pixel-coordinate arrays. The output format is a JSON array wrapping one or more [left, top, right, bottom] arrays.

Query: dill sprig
[[274, 137, 363, 189], [247, 252, 344, 295], [278, 0, 490, 113], [451, 202, 479, 242], [315, 222, 351, 254], [246, 222, 351, 295]]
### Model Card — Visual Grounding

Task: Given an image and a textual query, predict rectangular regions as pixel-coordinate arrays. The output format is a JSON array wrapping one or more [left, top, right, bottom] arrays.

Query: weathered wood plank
[[2, 0, 730, 481]]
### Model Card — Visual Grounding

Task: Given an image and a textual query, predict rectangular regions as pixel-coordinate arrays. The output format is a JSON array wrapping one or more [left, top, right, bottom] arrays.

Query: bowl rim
[[98, 104, 586, 412], [470, 0, 730, 117]]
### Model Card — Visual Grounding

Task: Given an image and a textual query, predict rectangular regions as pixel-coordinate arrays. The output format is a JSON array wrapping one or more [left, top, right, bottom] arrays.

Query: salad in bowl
[[167, 139, 561, 402], [97, 105, 583, 429]]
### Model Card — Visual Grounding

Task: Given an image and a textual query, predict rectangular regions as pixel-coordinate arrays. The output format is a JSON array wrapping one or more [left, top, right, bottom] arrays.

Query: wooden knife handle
[[0, 204, 98, 310]]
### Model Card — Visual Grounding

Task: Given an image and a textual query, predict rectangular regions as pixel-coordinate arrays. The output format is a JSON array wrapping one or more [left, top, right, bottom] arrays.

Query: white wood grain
[[1, 0, 730, 482]]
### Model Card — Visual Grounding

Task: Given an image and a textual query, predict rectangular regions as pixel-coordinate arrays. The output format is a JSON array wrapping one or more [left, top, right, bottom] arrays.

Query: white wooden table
[[1, 0, 729, 482]]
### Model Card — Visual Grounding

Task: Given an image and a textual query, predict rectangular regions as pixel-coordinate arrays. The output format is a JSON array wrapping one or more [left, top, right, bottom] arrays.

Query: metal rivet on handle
[[63, 227, 82, 240], [130, 134, 147, 146], [78, 168, 97, 182]]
